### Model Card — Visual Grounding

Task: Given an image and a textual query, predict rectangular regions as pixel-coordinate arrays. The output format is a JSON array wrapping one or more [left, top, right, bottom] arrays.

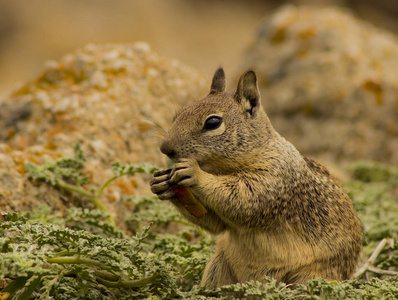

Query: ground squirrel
[[150, 68, 363, 290]]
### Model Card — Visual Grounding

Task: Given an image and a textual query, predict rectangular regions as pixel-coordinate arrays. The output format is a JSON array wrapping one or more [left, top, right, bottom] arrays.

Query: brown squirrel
[[150, 68, 362, 290]]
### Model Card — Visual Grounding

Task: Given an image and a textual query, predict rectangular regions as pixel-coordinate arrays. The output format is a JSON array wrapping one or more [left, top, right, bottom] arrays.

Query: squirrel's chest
[[217, 230, 316, 277]]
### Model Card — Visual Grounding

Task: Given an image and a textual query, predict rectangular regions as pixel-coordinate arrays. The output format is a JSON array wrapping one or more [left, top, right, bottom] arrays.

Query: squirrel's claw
[[150, 169, 177, 202], [170, 158, 200, 187], [157, 189, 177, 201]]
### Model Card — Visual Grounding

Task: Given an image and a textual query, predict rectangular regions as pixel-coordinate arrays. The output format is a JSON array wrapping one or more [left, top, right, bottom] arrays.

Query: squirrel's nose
[[160, 140, 176, 159]]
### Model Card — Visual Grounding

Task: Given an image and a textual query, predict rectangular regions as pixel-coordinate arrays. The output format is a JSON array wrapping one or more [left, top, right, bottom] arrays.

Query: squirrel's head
[[160, 68, 276, 173]]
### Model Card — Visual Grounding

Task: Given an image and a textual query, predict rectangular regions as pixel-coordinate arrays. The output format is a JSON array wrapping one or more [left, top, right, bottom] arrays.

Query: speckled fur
[[150, 68, 362, 295]]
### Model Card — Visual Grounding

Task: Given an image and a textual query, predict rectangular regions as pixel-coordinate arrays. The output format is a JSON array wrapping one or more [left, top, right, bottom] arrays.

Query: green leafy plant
[[25, 144, 158, 226], [1, 150, 398, 299], [345, 161, 398, 282], [1, 208, 168, 299]]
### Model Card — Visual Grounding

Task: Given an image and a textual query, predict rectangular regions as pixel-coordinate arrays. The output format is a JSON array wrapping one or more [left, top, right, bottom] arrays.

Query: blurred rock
[[0, 42, 206, 229], [243, 5, 398, 165]]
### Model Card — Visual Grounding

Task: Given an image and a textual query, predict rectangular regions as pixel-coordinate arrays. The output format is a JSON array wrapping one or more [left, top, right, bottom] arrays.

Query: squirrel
[[150, 67, 363, 291]]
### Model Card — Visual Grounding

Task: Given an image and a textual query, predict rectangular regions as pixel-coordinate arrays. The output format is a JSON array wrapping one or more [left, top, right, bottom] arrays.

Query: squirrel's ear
[[235, 70, 260, 116], [210, 67, 226, 94]]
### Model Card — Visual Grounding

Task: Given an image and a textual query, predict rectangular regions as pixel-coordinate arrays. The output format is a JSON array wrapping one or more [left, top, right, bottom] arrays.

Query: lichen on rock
[[243, 5, 398, 164], [0, 42, 206, 228]]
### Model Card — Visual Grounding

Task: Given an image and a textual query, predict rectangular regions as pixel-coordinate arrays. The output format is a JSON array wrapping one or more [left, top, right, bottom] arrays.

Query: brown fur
[[150, 68, 362, 296]]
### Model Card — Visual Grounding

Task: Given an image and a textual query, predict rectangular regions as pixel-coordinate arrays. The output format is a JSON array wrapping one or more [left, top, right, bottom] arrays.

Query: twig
[[366, 265, 398, 276], [353, 238, 395, 279], [47, 255, 103, 267], [96, 271, 159, 288], [56, 179, 93, 199], [56, 178, 116, 226]]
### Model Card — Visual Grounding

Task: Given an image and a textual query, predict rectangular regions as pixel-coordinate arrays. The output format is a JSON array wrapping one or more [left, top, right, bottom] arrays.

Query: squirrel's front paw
[[150, 169, 177, 201], [170, 158, 201, 187]]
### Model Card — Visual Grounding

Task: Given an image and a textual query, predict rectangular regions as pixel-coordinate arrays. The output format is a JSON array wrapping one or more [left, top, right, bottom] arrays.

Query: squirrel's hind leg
[[201, 249, 238, 288]]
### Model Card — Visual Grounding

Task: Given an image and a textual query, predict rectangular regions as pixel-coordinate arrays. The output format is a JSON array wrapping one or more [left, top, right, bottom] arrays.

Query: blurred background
[[1, 0, 398, 100]]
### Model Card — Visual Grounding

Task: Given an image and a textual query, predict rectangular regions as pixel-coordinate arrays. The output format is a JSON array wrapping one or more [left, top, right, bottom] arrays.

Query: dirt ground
[[2, 0, 398, 99]]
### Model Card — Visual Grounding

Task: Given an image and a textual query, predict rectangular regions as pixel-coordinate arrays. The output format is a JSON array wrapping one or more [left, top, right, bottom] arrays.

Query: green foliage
[[110, 162, 158, 178], [347, 161, 398, 184], [24, 144, 158, 226], [0, 205, 220, 299], [25, 144, 88, 187], [127, 195, 187, 225], [1, 150, 398, 299], [345, 161, 398, 268]]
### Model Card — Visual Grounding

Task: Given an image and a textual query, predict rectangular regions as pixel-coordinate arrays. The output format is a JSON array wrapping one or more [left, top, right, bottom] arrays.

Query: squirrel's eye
[[203, 116, 222, 131]]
